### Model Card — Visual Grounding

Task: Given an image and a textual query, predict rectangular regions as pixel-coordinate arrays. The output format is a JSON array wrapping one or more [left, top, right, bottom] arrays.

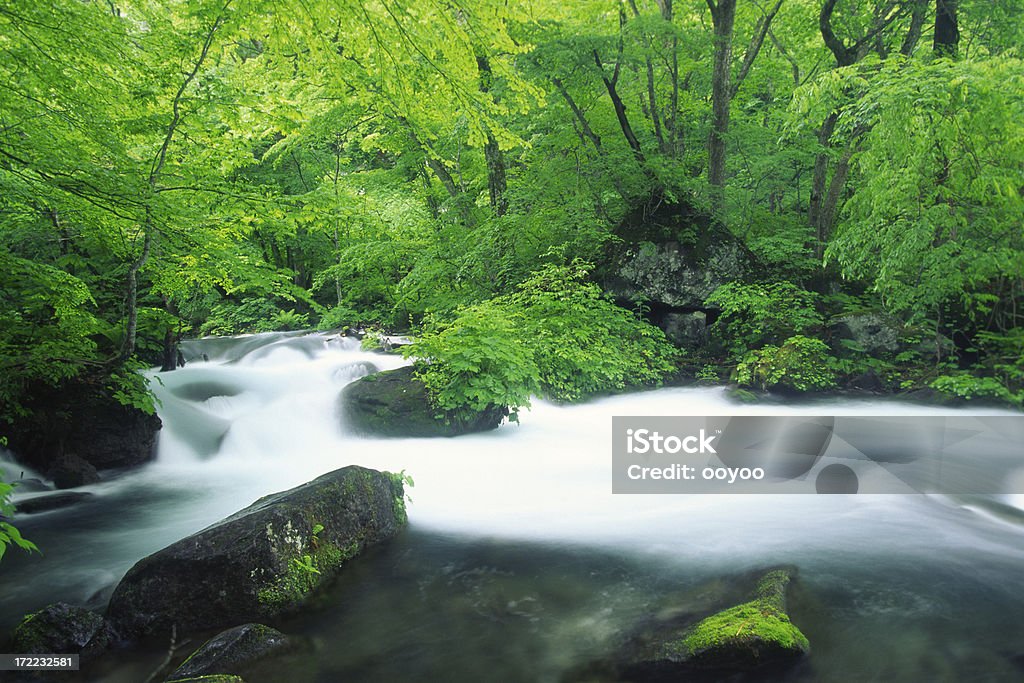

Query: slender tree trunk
[[900, 0, 929, 56], [593, 49, 646, 165], [707, 0, 736, 216], [934, 0, 959, 57], [476, 52, 508, 217], [119, 2, 230, 363]]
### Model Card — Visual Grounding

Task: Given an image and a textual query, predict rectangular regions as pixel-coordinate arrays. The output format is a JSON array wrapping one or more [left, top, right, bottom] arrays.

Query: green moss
[[167, 676, 246, 683], [256, 538, 363, 609], [676, 599, 809, 656], [13, 611, 46, 651]]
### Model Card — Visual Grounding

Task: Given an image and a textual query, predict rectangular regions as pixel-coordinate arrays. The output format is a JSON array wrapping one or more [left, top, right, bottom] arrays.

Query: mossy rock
[[617, 568, 809, 681], [12, 602, 115, 660], [340, 365, 506, 437], [167, 676, 245, 683], [166, 623, 291, 680], [107, 466, 407, 639]]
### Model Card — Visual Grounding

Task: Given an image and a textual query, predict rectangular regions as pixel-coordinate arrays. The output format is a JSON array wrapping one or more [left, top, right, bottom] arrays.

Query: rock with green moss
[[341, 365, 506, 437], [107, 466, 407, 639], [12, 602, 115, 660], [166, 676, 245, 683], [166, 623, 291, 681], [618, 568, 809, 680]]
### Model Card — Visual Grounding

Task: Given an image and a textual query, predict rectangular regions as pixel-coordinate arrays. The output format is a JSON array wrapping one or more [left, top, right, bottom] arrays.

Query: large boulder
[[831, 312, 901, 356], [341, 366, 506, 437], [615, 568, 809, 681], [598, 200, 755, 349], [604, 239, 752, 312], [167, 623, 292, 680], [4, 376, 162, 483], [106, 466, 407, 639], [12, 602, 116, 661]]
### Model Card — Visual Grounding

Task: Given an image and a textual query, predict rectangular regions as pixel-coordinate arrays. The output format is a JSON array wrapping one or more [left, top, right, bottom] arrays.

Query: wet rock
[[48, 453, 100, 490], [107, 466, 407, 639], [166, 624, 291, 680], [341, 365, 506, 437], [167, 677, 245, 683], [12, 602, 115, 660], [4, 377, 161, 479], [14, 491, 95, 514], [616, 568, 809, 681]]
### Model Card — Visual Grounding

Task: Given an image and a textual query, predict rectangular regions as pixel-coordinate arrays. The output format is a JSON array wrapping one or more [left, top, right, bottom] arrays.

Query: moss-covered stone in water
[[675, 569, 809, 665], [617, 567, 809, 680]]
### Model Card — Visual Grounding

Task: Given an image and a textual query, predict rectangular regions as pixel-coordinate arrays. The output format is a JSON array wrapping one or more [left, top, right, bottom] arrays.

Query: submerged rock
[[340, 365, 506, 437], [14, 491, 95, 514], [167, 623, 292, 680], [106, 466, 407, 639], [12, 602, 115, 660], [615, 568, 809, 681]]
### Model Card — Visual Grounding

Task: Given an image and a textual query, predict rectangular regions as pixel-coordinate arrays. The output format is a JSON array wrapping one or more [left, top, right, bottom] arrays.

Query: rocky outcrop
[[599, 201, 755, 349], [340, 366, 506, 437], [616, 568, 809, 680], [12, 602, 115, 661], [831, 312, 901, 356], [106, 466, 407, 639], [167, 624, 292, 681], [4, 377, 162, 486]]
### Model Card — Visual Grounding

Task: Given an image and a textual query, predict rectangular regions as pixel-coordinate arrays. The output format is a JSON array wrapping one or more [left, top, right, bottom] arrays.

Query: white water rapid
[[3, 331, 1023, 682]]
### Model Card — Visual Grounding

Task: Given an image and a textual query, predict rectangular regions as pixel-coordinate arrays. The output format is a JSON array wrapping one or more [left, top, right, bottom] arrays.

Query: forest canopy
[[1, 0, 1022, 430]]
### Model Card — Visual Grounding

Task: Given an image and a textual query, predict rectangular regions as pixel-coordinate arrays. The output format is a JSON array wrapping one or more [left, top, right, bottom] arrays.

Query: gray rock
[[832, 312, 901, 356], [106, 466, 407, 639], [167, 624, 291, 680], [48, 453, 100, 490], [12, 602, 115, 660], [341, 366, 506, 437], [661, 312, 707, 348], [603, 237, 753, 312]]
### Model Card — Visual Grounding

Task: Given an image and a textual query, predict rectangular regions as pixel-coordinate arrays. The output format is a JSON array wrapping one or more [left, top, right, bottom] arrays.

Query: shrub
[[706, 282, 822, 356], [735, 335, 837, 392], [405, 262, 678, 419]]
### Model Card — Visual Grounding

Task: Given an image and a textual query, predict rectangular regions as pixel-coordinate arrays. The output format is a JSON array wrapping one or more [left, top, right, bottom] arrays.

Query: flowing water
[[2, 332, 1024, 682]]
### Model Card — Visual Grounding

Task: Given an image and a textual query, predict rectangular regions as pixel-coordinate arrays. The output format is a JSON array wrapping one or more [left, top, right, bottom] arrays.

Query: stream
[[2, 331, 1024, 681]]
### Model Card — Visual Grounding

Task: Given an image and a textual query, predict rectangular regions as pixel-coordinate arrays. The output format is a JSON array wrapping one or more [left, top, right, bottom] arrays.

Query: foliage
[[406, 263, 677, 419], [408, 305, 541, 423], [827, 57, 1024, 320], [706, 282, 823, 357], [735, 336, 838, 393], [1, 469, 39, 562], [930, 373, 1021, 406]]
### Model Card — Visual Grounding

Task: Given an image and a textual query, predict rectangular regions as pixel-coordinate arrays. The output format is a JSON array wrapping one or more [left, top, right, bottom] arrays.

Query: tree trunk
[[707, 0, 736, 216], [934, 0, 959, 57], [483, 134, 508, 217], [119, 4, 229, 363]]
